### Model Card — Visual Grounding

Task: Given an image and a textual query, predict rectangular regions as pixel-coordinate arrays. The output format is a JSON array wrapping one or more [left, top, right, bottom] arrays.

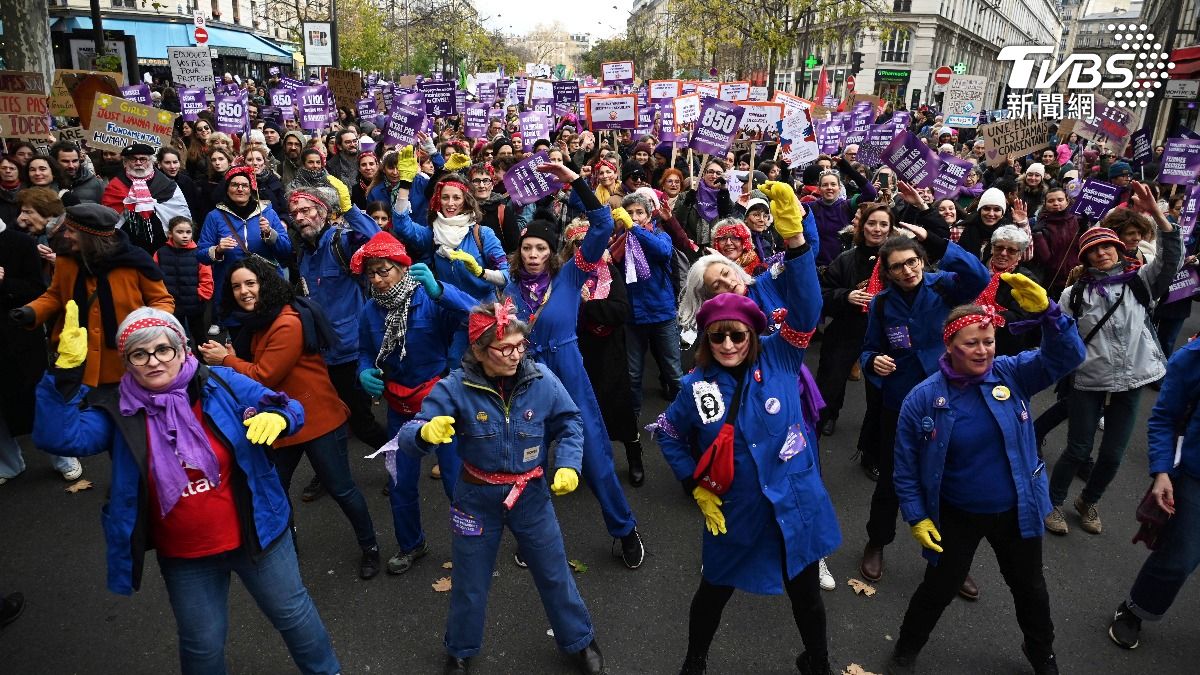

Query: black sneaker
[[1021, 642, 1059, 675], [1108, 602, 1142, 649], [0, 592, 25, 628], [359, 545, 381, 580], [301, 475, 324, 502], [615, 529, 645, 569], [678, 655, 707, 675], [386, 540, 430, 575]]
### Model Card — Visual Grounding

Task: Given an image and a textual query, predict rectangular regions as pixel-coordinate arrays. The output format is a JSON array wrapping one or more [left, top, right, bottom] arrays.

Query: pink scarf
[[124, 171, 157, 215]]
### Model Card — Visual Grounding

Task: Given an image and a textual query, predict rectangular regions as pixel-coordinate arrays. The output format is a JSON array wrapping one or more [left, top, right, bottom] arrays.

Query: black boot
[[796, 651, 833, 675], [443, 654, 469, 675], [679, 654, 707, 675], [625, 439, 645, 487], [573, 639, 606, 675]]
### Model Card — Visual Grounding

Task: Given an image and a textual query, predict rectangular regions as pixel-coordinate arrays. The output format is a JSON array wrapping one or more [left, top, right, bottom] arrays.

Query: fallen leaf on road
[[432, 577, 452, 592], [442, 561, 453, 569], [568, 559, 589, 573], [65, 479, 93, 493], [842, 664, 879, 675], [848, 578, 877, 596]]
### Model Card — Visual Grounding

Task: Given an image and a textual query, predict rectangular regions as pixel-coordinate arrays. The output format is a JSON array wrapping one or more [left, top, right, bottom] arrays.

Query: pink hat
[[696, 293, 768, 335]]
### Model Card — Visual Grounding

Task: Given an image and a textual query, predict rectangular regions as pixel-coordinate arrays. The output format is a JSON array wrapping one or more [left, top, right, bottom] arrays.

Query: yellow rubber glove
[[446, 248, 483, 277], [445, 153, 472, 172], [759, 180, 804, 239], [550, 467, 579, 496], [55, 300, 88, 369], [396, 145, 419, 183], [420, 415, 456, 445], [244, 412, 288, 445], [692, 486, 727, 535], [910, 518, 944, 553], [611, 206, 634, 230], [1000, 272, 1049, 313]]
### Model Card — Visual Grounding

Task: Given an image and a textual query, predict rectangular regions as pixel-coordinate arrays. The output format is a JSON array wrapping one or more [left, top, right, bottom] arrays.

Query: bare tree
[[0, 0, 54, 90]]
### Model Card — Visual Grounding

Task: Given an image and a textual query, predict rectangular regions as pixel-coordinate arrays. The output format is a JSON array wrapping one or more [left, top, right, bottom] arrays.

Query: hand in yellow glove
[[446, 248, 483, 277], [396, 145, 419, 183], [910, 518, 944, 553], [419, 415, 456, 445], [56, 300, 88, 369], [1000, 272, 1049, 314], [445, 153, 472, 172], [550, 467, 579, 496], [244, 412, 288, 445], [611, 206, 634, 230], [692, 485, 727, 535], [759, 180, 805, 240]]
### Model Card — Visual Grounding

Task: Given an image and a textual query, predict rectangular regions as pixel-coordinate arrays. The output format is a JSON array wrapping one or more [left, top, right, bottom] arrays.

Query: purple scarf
[[938, 352, 992, 388], [797, 365, 826, 430], [696, 181, 720, 222], [624, 230, 651, 283], [1083, 260, 1140, 300], [517, 269, 551, 314], [118, 356, 219, 518]]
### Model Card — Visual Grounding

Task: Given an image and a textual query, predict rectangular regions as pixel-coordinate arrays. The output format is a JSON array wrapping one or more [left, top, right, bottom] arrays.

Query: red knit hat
[[712, 220, 752, 252], [350, 231, 412, 274], [1077, 227, 1123, 263]]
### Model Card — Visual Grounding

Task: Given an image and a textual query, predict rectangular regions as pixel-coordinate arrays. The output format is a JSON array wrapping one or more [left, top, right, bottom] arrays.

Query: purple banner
[[850, 101, 873, 132], [688, 98, 745, 156], [298, 86, 329, 131], [179, 87, 207, 121], [502, 151, 564, 206], [1130, 129, 1152, 165], [1180, 184, 1200, 241], [553, 80, 579, 106], [881, 130, 939, 189], [382, 100, 426, 147], [477, 82, 497, 105], [214, 91, 248, 136], [1159, 138, 1200, 185], [120, 84, 151, 105], [418, 80, 456, 116], [1071, 179, 1122, 219], [357, 97, 377, 119], [1166, 267, 1200, 304], [464, 102, 490, 139], [519, 110, 551, 151], [932, 155, 976, 200], [657, 100, 679, 143]]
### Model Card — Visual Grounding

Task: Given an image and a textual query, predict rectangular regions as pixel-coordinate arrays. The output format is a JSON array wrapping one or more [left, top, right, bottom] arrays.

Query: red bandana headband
[[593, 158, 617, 174], [224, 165, 257, 193], [943, 306, 1006, 345], [564, 222, 590, 241], [468, 297, 517, 344], [432, 180, 472, 215], [118, 317, 188, 355], [288, 190, 327, 211]]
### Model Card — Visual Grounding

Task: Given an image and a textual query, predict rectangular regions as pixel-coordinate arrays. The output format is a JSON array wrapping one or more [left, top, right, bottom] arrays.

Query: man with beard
[[101, 144, 191, 255], [50, 141, 103, 204], [92, 149, 124, 181], [325, 129, 360, 186], [279, 130, 307, 187], [9, 203, 173, 388]]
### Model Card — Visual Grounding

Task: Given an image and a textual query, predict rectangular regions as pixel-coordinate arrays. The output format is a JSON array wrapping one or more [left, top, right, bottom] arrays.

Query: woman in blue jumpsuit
[[655, 225, 842, 675], [500, 162, 644, 569]]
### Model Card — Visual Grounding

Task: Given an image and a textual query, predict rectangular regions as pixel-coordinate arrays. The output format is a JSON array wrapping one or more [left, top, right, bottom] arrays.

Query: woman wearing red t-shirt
[[34, 305, 340, 674]]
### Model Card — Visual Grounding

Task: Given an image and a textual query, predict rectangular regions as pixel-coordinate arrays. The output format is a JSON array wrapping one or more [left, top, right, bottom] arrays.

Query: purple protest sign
[[932, 155, 976, 200], [1166, 267, 1200, 304], [1159, 139, 1200, 185], [529, 97, 555, 119], [502, 151, 565, 206], [1130, 129, 1152, 165], [464, 102, 490, 139], [357, 97, 377, 119], [120, 84, 151, 105], [657, 100, 679, 143], [382, 100, 425, 147], [815, 120, 843, 155], [850, 101, 873, 132], [179, 88, 207, 121], [1071, 179, 1122, 219], [279, 76, 303, 90], [519, 110, 551, 151], [1179, 184, 1200, 240], [214, 91, 248, 135], [636, 103, 656, 136], [688, 98, 745, 156], [269, 87, 295, 120], [298, 86, 329, 131], [553, 80, 579, 106], [455, 89, 467, 113], [478, 82, 497, 105], [881, 130, 939, 189], [418, 80, 456, 116], [892, 111, 911, 128], [260, 105, 281, 124]]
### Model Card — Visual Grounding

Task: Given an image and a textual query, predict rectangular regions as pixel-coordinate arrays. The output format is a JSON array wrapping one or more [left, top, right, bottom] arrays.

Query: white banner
[[302, 22, 333, 67], [168, 46, 215, 93]]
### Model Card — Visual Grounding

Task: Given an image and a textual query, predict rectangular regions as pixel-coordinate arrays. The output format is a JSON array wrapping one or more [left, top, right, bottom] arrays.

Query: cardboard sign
[[943, 75, 987, 128], [54, 126, 87, 144], [649, 80, 681, 102], [1071, 179, 1122, 219], [0, 71, 46, 94], [689, 98, 744, 155], [502, 151, 565, 206], [738, 101, 784, 132], [1159, 139, 1200, 185], [673, 93, 701, 124], [717, 81, 750, 102], [601, 61, 635, 86], [0, 92, 52, 140], [168, 47, 215, 93], [87, 95, 175, 151], [584, 94, 637, 131], [980, 117, 1052, 167], [50, 70, 123, 118], [328, 68, 363, 107], [881, 130, 939, 189]]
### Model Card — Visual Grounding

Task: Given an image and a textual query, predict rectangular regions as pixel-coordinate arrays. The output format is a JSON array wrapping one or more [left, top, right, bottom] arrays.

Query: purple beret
[[696, 293, 768, 335]]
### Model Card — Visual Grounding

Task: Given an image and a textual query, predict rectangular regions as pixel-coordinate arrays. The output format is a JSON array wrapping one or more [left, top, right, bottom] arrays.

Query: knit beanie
[[978, 187, 1007, 210]]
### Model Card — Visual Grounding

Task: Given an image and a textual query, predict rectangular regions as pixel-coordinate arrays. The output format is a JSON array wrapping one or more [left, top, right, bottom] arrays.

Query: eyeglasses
[[714, 235, 741, 245], [126, 345, 178, 367], [365, 265, 397, 279], [992, 244, 1021, 255], [707, 330, 749, 345], [471, 178, 493, 185], [127, 156, 153, 163], [703, 169, 723, 176], [887, 256, 923, 274], [196, 126, 211, 132], [488, 340, 529, 358], [229, 183, 252, 191]]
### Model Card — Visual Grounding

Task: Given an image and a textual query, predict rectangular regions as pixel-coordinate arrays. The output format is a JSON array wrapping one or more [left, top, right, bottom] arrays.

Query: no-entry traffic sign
[[934, 67, 952, 86], [846, 75, 856, 92], [194, 27, 208, 44]]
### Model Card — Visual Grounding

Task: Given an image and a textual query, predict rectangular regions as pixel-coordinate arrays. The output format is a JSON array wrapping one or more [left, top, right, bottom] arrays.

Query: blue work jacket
[[297, 205, 379, 365], [1148, 338, 1200, 481], [197, 201, 292, 302], [390, 204, 509, 302], [357, 282, 476, 387]]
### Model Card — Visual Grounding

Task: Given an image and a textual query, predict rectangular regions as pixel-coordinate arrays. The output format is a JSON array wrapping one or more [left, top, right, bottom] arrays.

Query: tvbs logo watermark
[[998, 22, 1175, 119]]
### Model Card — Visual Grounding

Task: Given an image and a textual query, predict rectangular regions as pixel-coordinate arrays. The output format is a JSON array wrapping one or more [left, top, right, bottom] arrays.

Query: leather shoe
[[859, 543, 884, 582], [958, 574, 979, 601], [443, 654, 469, 675], [818, 418, 836, 437], [573, 639, 607, 675]]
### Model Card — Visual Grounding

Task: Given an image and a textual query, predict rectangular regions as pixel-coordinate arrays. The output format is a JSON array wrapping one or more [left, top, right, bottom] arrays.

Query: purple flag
[[298, 86, 329, 131], [120, 84, 152, 105], [215, 91, 248, 136], [881, 130, 939, 189], [519, 110, 551, 151], [502, 151, 564, 206], [1159, 139, 1200, 185], [1071, 179, 1122, 219], [179, 88, 208, 121], [464, 102, 490, 139], [383, 100, 426, 147], [418, 80, 456, 116], [932, 155, 976, 200], [689, 98, 745, 156]]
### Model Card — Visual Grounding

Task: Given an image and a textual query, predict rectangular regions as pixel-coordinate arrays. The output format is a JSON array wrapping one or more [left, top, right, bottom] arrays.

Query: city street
[[2, 338, 1198, 674]]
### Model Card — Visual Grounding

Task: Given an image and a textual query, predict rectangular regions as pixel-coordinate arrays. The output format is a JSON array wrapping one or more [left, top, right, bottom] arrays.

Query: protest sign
[[636, 103, 656, 136], [527, 78, 554, 102], [168, 47, 215, 93], [328, 68, 362, 106], [932, 155, 975, 200], [649, 80, 681, 102], [892, 111, 911, 128], [519, 110, 551, 151], [464, 102, 490, 139], [1071, 179, 1122, 219], [279, 76, 303, 90], [418, 80, 456, 116], [455, 89, 467, 112], [357, 96, 378, 119], [0, 71, 45, 94], [585, 94, 637, 131], [0, 72, 51, 140], [503, 151, 565, 206], [178, 87, 208, 121], [270, 88, 295, 120], [693, 81, 719, 100], [689, 98, 744, 155], [552, 80, 579, 106], [748, 86, 769, 102], [882, 130, 939, 189], [772, 91, 813, 119], [1159, 139, 1200, 185], [1074, 94, 1137, 153], [382, 100, 425, 146], [673, 93, 701, 124], [717, 81, 750, 102], [980, 117, 1052, 167], [657, 100, 680, 142], [298, 86, 329, 130], [530, 97, 555, 119], [1130, 129, 1152, 166], [778, 108, 818, 168], [215, 90, 249, 135], [50, 70, 122, 118], [814, 119, 843, 155], [54, 126, 87, 144], [120, 84, 152, 106], [850, 100, 874, 132], [86, 95, 175, 151], [1166, 267, 1200, 304], [1180, 184, 1200, 240], [601, 61, 635, 86], [478, 81, 497, 105], [943, 75, 987, 128], [739, 101, 784, 133]]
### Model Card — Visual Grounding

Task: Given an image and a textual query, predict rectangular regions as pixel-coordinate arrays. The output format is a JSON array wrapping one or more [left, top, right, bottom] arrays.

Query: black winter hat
[[520, 219, 559, 252]]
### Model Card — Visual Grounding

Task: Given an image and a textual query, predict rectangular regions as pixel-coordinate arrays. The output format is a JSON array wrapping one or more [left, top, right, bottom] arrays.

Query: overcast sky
[[471, 0, 635, 40]]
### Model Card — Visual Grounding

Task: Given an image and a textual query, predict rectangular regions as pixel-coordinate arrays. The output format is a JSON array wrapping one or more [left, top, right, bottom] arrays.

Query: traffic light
[[440, 39, 449, 58], [851, 51, 864, 75]]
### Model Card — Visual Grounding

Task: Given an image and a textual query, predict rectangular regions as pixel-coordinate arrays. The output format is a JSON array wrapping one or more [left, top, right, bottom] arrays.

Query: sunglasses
[[707, 330, 749, 345]]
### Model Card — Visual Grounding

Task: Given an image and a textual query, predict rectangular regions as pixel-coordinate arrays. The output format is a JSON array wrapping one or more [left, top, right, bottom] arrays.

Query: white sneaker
[[1099, 416, 1105, 431], [818, 557, 835, 591], [60, 458, 83, 481]]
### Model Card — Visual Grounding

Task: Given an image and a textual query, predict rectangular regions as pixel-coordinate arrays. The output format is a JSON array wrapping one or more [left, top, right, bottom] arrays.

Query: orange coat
[[28, 257, 174, 387], [221, 305, 348, 447]]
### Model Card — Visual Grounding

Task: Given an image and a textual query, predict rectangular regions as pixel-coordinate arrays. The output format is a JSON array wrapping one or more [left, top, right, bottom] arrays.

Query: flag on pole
[[814, 66, 829, 103]]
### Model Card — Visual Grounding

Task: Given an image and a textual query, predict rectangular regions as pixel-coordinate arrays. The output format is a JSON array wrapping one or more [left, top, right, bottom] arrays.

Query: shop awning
[[1170, 44, 1200, 79], [54, 16, 292, 64]]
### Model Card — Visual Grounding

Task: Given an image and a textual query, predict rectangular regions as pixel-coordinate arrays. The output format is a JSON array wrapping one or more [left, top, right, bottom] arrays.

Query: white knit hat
[[1025, 162, 1045, 176], [978, 187, 1007, 210]]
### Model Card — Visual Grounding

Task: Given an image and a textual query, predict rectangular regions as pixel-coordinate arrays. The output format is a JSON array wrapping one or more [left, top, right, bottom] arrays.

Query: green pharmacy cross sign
[[805, 55, 819, 69], [952, 62, 968, 74]]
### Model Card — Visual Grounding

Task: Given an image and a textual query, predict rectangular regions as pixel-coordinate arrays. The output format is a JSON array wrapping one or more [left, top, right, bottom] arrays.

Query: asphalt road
[[3, 332, 1199, 675]]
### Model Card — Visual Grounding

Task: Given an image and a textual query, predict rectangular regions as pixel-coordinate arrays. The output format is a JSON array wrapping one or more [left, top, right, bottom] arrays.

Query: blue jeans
[[1049, 387, 1144, 506], [272, 424, 377, 548], [446, 479, 594, 658], [625, 318, 683, 418], [157, 530, 340, 675], [387, 409, 459, 552], [1128, 471, 1200, 620], [0, 415, 78, 478]]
